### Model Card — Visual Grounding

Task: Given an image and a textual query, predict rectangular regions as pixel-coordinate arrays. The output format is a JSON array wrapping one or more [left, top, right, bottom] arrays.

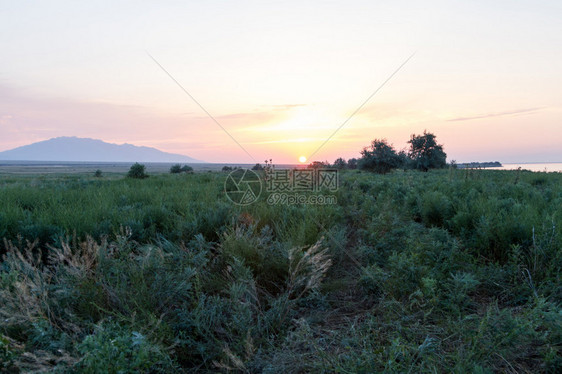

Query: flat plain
[[1, 165, 561, 372]]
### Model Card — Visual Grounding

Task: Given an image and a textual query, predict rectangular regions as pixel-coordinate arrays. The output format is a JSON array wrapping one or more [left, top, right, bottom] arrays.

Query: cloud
[[249, 137, 323, 145], [265, 104, 308, 111], [447, 107, 545, 122], [213, 111, 280, 122]]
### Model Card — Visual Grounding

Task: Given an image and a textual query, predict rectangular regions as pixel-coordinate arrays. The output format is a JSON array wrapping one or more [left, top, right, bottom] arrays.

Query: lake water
[[489, 163, 562, 172]]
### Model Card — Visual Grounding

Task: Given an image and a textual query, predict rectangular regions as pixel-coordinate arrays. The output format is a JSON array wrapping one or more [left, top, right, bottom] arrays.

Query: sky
[[1, 0, 561, 163]]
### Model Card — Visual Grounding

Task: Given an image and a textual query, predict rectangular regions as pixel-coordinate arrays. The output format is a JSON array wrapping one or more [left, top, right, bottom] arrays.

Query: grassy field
[[0, 162, 300, 175], [1, 167, 561, 372]]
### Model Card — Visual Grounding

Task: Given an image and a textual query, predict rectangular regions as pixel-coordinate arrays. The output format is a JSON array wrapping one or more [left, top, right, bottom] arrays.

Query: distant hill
[[0, 137, 204, 163]]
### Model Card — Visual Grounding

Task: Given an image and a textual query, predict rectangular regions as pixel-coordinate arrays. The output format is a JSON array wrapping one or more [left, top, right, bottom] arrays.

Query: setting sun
[[299, 156, 307, 163]]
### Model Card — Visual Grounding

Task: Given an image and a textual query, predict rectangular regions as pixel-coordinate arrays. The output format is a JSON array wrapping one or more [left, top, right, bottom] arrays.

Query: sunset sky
[[1, 1, 561, 163]]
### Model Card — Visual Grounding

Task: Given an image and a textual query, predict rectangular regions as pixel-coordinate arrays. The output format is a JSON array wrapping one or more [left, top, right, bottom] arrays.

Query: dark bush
[[180, 165, 194, 173], [170, 164, 182, 173], [408, 131, 447, 171], [332, 157, 347, 169], [358, 139, 402, 174], [127, 163, 148, 179], [420, 191, 454, 227], [171, 164, 194, 174]]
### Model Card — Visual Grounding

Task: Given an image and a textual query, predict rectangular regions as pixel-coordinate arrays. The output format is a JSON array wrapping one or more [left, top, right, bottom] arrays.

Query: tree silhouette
[[358, 139, 402, 174], [407, 131, 447, 171], [333, 157, 347, 169], [127, 163, 148, 179]]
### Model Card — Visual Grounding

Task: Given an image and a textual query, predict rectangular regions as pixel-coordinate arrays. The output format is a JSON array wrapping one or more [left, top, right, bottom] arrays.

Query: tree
[[251, 163, 263, 171], [307, 161, 329, 169], [407, 131, 447, 171], [333, 157, 347, 169], [127, 163, 148, 179], [397, 150, 410, 170], [94, 169, 103, 178], [358, 139, 402, 174], [170, 164, 182, 174], [180, 165, 194, 173], [347, 158, 358, 170], [171, 164, 194, 174]]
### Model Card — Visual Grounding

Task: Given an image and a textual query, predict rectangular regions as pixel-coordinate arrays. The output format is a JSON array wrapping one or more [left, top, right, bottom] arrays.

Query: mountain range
[[0, 137, 204, 163]]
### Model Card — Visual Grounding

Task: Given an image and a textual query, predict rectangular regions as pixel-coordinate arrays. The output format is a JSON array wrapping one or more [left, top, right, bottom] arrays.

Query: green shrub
[[420, 191, 453, 227], [0, 335, 16, 371], [127, 163, 148, 179], [181, 165, 194, 173], [358, 138, 403, 174], [450, 300, 561, 372], [76, 322, 178, 373], [170, 164, 193, 174], [169, 164, 182, 173], [531, 175, 548, 186], [359, 264, 387, 296], [445, 271, 480, 316], [219, 225, 288, 293]]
